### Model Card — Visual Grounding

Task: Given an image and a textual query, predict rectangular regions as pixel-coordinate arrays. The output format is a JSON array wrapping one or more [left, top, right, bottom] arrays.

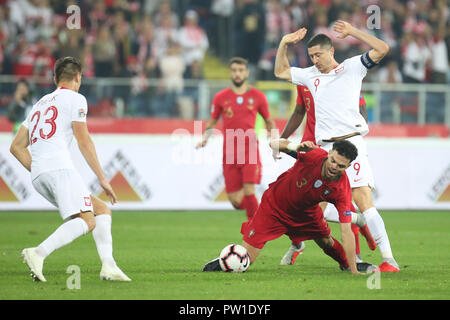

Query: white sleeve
[[71, 94, 88, 123], [346, 55, 368, 79], [290, 67, 308, 85]]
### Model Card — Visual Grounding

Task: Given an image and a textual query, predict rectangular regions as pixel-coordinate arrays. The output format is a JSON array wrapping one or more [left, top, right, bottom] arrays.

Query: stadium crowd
[[0, 0, 449, 118]]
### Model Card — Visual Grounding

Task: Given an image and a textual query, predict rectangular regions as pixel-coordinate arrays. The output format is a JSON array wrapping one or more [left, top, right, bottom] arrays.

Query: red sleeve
[[296, 148, 326, 163], [210, 93, 222, 119], [333, 177, 353, 223], [257, 90, 271, 119], [296, 85, 305, 107], [359, 92, 366, 106]]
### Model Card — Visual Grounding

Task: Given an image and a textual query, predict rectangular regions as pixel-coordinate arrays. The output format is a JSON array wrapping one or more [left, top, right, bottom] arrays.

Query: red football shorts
[[241, 193, 331, 249], [223, 162, 262, 193]]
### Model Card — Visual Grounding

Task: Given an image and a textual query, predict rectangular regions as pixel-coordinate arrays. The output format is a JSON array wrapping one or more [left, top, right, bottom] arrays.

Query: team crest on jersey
[[236, 96, 244, 104], [335, 65, 344, 74], [313, 180, 323, 188], [323, 189, 331, 196], [84, 196, 92, 206], [78, 109, 86, 118]]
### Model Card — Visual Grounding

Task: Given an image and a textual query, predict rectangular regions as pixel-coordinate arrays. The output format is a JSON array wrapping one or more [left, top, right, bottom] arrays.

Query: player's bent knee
[[79, 211, 96, 232], [91, 195, 112, 216]]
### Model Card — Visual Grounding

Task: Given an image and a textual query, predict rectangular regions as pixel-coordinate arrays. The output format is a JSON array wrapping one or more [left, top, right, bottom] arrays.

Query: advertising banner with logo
[[0, 134, 449, 211]]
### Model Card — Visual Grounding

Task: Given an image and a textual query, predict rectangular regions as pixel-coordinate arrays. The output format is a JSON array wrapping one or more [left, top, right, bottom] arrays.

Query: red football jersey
[[296, 85, 366, 144], [211, 88, 270, 164], [265, 148, 353, 225]]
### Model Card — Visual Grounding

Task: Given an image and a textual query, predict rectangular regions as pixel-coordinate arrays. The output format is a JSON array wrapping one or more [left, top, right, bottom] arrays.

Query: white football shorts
[[32, 169, 93, 221], [321, 135, 375, 189]]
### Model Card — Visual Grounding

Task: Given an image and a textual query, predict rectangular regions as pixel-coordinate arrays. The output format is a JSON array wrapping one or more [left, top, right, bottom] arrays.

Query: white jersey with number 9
[[22, 87, 88, 181]]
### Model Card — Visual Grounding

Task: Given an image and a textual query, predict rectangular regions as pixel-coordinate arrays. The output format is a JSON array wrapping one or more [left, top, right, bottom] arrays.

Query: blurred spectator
[[154, 0, 180, 28], [178, 10, 209, 79], [153, 13, 179, 61], [153, 42, 185, 117], [134, 17, 158, 77], [265, 0, 292, 49], [235, 0, 265, 79], [430, 25, 448, 84], [402, 30, 431, 83], [378, 60, 403, 122], [7, 79, 34, 133], [12, 36, 36, 77], [210, 0, 234, 60], [92, 25, 116, 77]]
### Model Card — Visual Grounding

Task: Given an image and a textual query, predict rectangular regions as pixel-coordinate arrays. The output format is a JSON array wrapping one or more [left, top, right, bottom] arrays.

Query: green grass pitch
[[0, 210, 449, 300]]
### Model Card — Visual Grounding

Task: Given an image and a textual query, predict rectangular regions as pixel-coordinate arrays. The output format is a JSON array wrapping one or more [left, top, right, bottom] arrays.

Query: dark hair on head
[[54, 56, 82, 84], [332, 140, 358, 163], [307, 33, 333, 49], [228, 57, 248, 67]]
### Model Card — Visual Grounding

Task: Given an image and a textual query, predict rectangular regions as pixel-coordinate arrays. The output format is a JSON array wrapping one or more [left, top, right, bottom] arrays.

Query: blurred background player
[[279, 85, 376, 265], [10, 57, 131, 282], [196, 57, 277, 221], [204, 139, 377, 275], [7, 79, 34, 134], [274, 21, 399, 272]]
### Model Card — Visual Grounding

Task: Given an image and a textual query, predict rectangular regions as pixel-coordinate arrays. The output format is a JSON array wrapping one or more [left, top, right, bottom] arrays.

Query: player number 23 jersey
[[22, 87, 88, 180]]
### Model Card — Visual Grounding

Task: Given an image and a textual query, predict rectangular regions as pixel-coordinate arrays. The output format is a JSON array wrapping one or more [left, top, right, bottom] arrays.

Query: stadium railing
[[0, 75, 448, 128]]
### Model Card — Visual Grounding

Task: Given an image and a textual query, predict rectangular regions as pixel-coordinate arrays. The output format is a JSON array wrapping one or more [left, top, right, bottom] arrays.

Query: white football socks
[[92, 214, 115, 266], [323, 204, 358, 224], [362, 207, 393, 259], [36, 217, 88, 259]]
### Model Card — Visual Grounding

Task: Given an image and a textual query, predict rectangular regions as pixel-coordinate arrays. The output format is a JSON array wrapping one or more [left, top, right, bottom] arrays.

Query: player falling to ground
[[10, 57, 131, 282], [196, 57, 277, 221], [203, 139, 377, 274], [278, 85, 376, 265], [273, 20, 399, 272]]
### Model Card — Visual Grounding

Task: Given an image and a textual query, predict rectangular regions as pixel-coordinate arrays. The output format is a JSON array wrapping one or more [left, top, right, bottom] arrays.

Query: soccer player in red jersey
[[196, 57, 277, 221], [203, 139, 377, 274], [279, 86, 376, 266]]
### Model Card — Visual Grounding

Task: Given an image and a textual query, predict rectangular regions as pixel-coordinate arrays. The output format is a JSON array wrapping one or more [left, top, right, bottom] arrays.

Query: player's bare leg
[[23, 211, 93, 282], [352, 186, 399, 272], [91, 195, 131, 281], [227, 189, 244, 209], [241, 241, 261, 264]]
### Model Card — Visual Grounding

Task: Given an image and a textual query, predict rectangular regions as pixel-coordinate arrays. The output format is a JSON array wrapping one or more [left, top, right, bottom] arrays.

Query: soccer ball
[[219, 244, 250, 273]]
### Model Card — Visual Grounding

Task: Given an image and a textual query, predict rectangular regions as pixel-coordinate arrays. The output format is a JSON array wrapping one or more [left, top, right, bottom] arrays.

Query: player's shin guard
[[323, 237, 349, 270], [92, 214, 115, 265], [36, 218, 89, 258], [363, 207, 393, 259]]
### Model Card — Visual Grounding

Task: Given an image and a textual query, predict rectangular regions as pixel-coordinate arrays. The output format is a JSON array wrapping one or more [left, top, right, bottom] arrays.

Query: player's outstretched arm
[[280, 103, 306, 139], [340, 222, 359, 274], [73, 121, 117, 204], [196, 118, 218, 149], [10, 125, 31, 172], [333, 20, 389, 63], [270, 139, 318, 154], [274, 28, 307, 81]]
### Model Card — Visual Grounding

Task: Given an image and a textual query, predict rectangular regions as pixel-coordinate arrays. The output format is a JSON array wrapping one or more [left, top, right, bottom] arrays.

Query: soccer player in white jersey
[[10, 57, 131, 281], [274, 20, 399, 272]]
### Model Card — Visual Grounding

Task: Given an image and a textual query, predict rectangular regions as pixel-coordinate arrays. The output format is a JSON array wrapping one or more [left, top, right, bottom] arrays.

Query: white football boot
[[100, 262, 131, 281], [21, 248, 46, 282], [280, 242, 306, 265]]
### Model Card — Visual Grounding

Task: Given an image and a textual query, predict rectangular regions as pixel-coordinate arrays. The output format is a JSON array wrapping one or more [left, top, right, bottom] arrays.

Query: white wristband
[[286, 142, 298, 152]]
